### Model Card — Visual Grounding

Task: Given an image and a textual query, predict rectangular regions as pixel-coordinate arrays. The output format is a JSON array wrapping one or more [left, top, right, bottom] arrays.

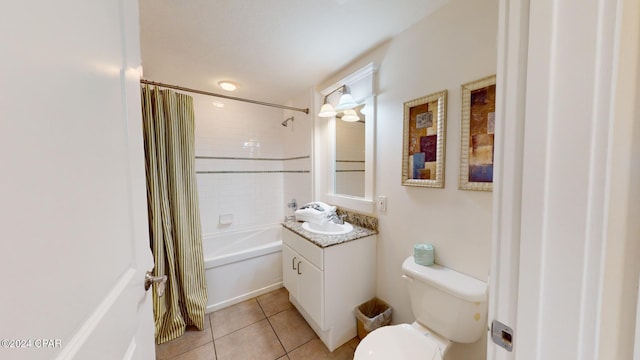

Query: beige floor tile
[[345, 336, 360, 350], [256, 287, 293, 317], [209, 299, 266, 339], [287, 338, 355, 360], [172, 342, 216, 360], [276, 356, 289, 360], [156, 323, 213, 360], [268, 308, 317, 352], [214, 319, 285, 360]]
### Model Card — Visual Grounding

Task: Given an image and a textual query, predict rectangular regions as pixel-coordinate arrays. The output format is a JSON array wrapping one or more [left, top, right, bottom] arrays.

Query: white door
[[0, 1, 155, 360], [486, 0, 529, 359], [490, 0, 640, 359]]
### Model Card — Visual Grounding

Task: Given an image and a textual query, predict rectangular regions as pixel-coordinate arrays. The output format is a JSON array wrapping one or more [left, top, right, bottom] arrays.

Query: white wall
[[317, 0, 498, 359]]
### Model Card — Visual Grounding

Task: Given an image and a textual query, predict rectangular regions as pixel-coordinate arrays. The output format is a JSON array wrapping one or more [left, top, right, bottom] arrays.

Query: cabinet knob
[[292, 256, 297, 270], [297, 261, 302, 275]]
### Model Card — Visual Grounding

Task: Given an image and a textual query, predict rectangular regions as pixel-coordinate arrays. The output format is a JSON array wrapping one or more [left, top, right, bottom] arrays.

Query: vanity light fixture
[[334, 92, 358, 111], [341, 109, 360, 122], [318, 103, 337, 117], [218, 81, 238, 92], [318, 85, 360, 119]]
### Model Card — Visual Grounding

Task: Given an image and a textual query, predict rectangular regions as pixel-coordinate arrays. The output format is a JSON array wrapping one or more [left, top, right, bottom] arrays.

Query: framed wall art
[[401, 90, 447, 188], [459, 75, 496, 191]]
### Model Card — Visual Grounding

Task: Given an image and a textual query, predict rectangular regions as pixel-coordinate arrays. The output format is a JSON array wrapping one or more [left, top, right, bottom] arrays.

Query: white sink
[[301, 221, 353, 235]]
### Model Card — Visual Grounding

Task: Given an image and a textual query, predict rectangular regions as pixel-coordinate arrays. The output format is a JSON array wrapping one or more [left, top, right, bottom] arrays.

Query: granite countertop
[[281, 220, 377, 248]]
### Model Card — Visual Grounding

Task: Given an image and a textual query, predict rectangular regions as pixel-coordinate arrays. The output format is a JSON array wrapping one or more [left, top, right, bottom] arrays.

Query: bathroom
[[140, 0, 495, 358], [3, 0, 638, 359], [138, 0, 639, 358]]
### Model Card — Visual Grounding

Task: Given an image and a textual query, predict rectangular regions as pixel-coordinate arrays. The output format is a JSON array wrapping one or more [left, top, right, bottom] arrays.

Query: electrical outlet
[[377, 196, 387, 212]]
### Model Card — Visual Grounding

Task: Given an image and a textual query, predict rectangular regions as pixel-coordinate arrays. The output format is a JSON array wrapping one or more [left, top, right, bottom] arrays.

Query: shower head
[[281, 116, 294, 127]]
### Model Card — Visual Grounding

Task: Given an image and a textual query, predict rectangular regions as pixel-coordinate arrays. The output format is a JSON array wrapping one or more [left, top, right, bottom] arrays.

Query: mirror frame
[[315, 63, 377, 214]]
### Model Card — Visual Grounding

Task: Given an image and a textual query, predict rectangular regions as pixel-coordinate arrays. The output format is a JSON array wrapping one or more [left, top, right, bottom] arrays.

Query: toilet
[[354, 256, 488, 359]]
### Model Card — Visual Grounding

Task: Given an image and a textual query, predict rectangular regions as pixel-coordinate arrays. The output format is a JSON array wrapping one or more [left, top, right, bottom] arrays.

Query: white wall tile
[[282, 91, 313, 216], [192, 93, 290, 235]]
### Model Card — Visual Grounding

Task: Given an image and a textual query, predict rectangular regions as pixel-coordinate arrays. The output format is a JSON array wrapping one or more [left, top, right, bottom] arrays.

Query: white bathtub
[[203, 225, 283, 312]]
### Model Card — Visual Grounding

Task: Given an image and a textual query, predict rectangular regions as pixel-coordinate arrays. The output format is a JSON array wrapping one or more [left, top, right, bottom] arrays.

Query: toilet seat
[[354, 324, 443, 360]]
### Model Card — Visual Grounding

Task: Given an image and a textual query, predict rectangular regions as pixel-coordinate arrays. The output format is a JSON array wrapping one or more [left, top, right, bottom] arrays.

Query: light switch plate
[[377, 196, 387, 212]]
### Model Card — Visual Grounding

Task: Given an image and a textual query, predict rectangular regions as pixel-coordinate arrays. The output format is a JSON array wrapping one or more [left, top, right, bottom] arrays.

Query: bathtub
[[203, 224, 283, 312]]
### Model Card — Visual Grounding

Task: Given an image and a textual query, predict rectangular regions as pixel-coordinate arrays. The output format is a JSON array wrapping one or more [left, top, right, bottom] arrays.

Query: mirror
[[317, 63, 376, 214], [335, 105, 365, 197]]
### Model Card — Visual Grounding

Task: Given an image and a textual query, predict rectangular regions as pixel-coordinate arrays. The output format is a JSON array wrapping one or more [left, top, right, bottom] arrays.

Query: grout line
[[255, 297, 267, 317], [208, 314, 218, 360], [208, 291, 311, 359], [285, 337, 317, 356], [210, 299, 269, 341], [254, 291, 301, 358], [265, 312, 288, 357], [212, 318, 269, 344], [157, 325, 214, 360]]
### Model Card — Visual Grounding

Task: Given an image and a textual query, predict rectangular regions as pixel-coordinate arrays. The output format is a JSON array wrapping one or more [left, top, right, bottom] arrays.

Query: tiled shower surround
[[192, 92, 311, 235]]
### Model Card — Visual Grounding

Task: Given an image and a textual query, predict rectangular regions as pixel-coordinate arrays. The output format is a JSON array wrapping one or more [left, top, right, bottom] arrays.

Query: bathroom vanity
[[281, 221, 377, 351]]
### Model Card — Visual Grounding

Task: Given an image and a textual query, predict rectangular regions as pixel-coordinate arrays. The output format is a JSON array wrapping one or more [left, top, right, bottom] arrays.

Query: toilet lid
[[354, 324, 442, 360]]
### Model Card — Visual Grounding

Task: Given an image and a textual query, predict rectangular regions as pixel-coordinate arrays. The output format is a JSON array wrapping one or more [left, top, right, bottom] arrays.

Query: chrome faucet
[[327, 212, 346, 225], [284, 199, 297, 222]]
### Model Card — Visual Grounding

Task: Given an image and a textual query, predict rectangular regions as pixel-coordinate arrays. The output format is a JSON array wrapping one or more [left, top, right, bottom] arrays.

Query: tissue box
[[414, 243, 434, 266]]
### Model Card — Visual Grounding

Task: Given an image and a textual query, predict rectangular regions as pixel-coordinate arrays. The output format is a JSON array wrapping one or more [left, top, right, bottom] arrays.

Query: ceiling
[[138, 0, 447, 105]]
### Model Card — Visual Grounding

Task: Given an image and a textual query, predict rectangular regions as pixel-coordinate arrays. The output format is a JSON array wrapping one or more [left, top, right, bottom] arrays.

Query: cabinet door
[[282, 244, 299, 297], [298, 257, 324, 328]]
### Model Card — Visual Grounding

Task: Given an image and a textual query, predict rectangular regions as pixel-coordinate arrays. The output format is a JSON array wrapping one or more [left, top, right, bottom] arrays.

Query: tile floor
[[155, 287, 360, 360]]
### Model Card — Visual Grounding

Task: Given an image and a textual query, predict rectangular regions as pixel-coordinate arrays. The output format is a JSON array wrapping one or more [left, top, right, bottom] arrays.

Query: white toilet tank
[[402, 256, 488, 343]]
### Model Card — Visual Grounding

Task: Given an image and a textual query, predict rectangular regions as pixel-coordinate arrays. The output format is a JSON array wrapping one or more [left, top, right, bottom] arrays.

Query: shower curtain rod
[[140, 79, 310, 114]]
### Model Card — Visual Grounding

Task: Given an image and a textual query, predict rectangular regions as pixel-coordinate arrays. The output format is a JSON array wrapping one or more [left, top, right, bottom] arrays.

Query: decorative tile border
[[196, 155, 310, 161], [195, 155, 310, 174], [197, 170, 309, 174], [335, 159, 365, 173]]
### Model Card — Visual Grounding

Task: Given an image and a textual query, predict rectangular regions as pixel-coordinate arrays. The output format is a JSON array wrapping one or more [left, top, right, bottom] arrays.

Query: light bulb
[[318, 103, 337, 117], [335, 93, 358, 111], [341, 109, 360, 122], [218, 81, 238, 91]]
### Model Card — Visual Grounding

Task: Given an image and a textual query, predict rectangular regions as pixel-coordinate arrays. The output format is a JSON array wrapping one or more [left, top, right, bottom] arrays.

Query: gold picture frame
[[459, 75, 496, 191], [401, 90, 447, 188]]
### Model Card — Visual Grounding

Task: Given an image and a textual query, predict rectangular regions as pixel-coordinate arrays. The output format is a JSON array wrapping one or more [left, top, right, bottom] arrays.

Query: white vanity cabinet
[[282, 243, 324, 326], [282, 227, 376, 352]]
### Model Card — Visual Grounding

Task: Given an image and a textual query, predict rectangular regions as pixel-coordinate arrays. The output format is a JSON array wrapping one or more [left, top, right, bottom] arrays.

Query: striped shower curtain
[[141, 85, 208, 344]]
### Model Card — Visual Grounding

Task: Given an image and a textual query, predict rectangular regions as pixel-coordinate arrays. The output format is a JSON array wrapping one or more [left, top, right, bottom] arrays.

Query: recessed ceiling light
[[218, 81, 238, 92]]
